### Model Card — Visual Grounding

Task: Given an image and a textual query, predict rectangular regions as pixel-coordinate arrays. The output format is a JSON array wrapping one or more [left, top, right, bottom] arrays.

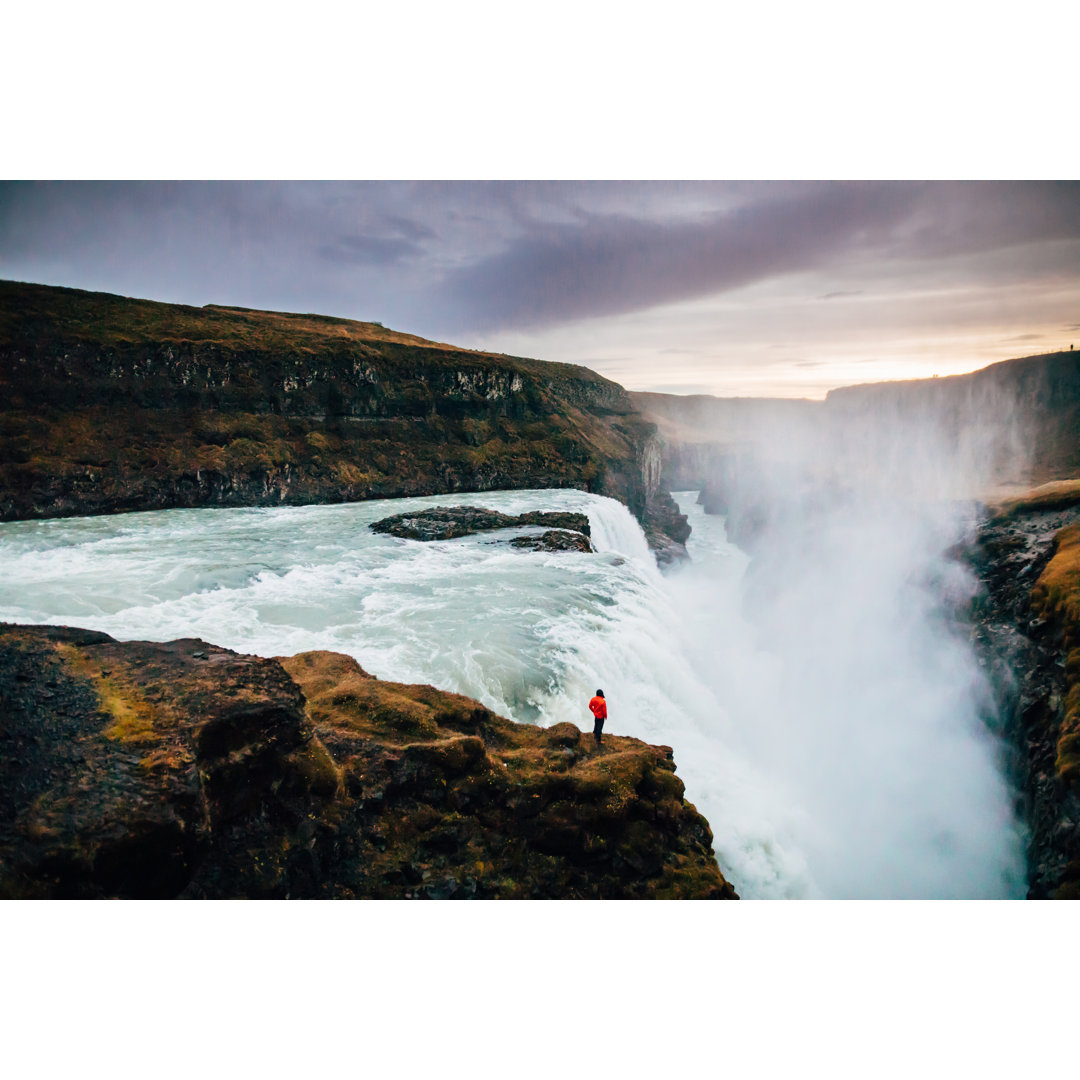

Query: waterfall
[[0, 486, 1026, 897]]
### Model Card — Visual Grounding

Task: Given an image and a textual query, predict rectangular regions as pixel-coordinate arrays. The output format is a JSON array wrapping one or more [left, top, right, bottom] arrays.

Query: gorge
[[0, 280, 689, 561], [2, 280, 1079, 898]]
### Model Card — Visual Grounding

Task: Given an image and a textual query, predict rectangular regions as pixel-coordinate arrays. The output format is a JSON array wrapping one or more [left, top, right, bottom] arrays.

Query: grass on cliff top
[[989, 478, 1080, 520], [53, 642, 161, 745], [1031, 523, 1080, 785], [275, 650, 732, 899], [0, 279, 617, 388], [278, 650, 665, 774], [0, 279, 464, 354]]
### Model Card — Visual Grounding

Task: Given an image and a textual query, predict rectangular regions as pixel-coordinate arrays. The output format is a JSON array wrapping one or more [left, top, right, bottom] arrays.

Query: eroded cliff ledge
[[967, 483, 1080, 898], [0, 281, 686, 560], [0, 624, 736, 899]]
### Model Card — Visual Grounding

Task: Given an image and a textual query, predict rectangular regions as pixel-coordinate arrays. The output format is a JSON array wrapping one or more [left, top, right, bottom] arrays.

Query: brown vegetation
[[1030, 524, 1080, 789], [0, 280, 687, 549], [0, 624, 736, 899], [277, 650, 735, 899]]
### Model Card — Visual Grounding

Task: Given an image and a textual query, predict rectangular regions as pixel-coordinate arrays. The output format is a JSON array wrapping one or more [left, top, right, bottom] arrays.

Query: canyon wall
[[0, 281, 687, 557]]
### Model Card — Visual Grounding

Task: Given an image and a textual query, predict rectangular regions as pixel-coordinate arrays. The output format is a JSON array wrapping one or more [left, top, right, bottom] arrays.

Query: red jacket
[[589, 695, 607, 721]]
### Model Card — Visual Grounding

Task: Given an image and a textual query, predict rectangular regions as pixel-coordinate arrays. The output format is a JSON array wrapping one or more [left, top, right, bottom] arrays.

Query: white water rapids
[[0, 488, 1026, 898]]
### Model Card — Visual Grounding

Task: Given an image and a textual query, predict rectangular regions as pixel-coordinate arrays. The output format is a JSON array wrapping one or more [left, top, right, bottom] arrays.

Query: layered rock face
[[0, 624, 737, 899], [0, 281, 686, 558], [638, 433, 690, 563], [825, 351, 1080, 483], [966, 488, 1080, 898]]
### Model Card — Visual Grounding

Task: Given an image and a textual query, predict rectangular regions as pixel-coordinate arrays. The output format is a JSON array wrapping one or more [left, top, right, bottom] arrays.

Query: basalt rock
[[637, 432, 690, 565], [369, 506, 591, 543], [0, 624, 737, 900], [0, 281, 688, 563], [508, 530, 594, 553], [965, 493, 1080, 898]]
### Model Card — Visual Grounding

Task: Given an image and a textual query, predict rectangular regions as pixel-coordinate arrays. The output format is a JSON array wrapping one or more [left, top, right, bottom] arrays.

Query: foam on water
[[0, 486, 1024, 897]]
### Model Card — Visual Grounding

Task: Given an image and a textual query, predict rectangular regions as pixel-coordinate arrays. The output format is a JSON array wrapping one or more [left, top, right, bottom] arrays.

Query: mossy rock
[[1, 627, 738, 899]]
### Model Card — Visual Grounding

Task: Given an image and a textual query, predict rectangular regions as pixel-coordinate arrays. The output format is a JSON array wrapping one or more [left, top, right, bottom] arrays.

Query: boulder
[[509, 529, 594, 553], [370, 506, 591, 542]]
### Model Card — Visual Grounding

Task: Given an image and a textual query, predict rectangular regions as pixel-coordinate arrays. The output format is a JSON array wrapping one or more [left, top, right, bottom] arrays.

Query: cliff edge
[[968, 482, 1080, 898], [0, 624, 736, 899], [0, 280, 687, 559]]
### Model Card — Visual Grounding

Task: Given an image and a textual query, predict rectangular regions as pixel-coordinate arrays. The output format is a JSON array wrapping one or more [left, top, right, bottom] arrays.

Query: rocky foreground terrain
[[0, 624, 737, 900]]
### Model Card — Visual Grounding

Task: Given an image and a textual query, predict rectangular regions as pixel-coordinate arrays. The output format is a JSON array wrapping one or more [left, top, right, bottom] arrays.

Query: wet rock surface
[[639, 493, 691, 566], [966, 502, 1080, 898], [0, 624, 736, 899], [369, 506, 591, 543], [508, 530, 594, 553]]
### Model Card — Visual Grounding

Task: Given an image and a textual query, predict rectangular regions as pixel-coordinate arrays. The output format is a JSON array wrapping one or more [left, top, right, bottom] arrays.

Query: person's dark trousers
[[593, 717, 604, 745]]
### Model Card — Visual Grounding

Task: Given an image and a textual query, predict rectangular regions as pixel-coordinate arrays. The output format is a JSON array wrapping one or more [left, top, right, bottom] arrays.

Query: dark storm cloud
[[435, 183, 920, 329], [318, 211, 442, 264], [0, 180, 440, 267], [0, 180, 449, 326], [319, 233, 426, 265], [433, 181, 1080, 331], [382, 215, 438, 242], [1, 180, 1078, 342], [890, 180, 1080, 260]]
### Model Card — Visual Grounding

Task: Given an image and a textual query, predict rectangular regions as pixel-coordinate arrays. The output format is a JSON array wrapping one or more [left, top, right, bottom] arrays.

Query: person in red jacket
[[588, 689, 607, 747]]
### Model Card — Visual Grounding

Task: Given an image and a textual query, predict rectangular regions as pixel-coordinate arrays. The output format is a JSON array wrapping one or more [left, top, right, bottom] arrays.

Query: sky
[[1, 180, 1078, 398]]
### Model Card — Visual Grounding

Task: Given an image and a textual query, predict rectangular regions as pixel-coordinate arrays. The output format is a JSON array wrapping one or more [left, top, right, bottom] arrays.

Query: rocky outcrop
[[369, 506, 591, 542], [636, 433, 691, 565], [966, 489, 1080, 898], [0, 624, 737, 899], [508, 530, 594, 553], [0, 281, 686, 560]]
